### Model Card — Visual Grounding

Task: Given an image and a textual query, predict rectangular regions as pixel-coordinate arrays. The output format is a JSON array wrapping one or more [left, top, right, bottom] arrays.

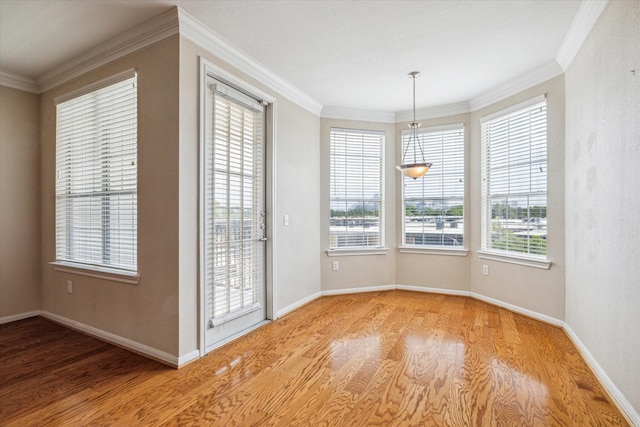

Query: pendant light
[[397, 71, 432, 179]]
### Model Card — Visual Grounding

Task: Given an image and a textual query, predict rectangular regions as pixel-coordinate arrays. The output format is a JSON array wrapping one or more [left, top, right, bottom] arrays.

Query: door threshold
[[204, 319, 271, 354]]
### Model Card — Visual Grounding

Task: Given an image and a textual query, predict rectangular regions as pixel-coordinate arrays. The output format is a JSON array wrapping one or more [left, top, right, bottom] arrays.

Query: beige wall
[[0, 86, 41, 320], [320, 119, 396, 291], [469, 75, 566, 320], [565, 0, 640, 416], [40, 37, 181, 356], [395, 114, 471, 292]]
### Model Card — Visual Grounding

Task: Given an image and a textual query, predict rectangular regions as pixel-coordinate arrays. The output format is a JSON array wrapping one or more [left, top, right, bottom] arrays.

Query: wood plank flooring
[[0, 291, 629, 426]]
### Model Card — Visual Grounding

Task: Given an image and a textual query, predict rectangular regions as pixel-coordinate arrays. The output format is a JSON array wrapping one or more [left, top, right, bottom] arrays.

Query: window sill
[[326, 248, 388, 257], [398, 246, 469, 256], [477, 251, 551, 270], [50, 261, 140, 284]]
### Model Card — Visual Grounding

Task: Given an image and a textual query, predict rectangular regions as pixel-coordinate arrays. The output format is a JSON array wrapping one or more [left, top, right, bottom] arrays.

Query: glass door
[[203, 77, 267, 352]]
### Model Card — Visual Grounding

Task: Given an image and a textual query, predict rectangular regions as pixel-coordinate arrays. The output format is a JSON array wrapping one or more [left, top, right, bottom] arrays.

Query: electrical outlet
[[332, 261, 339, 271], [482, 265, 489, 276], [67, 280, 73, 293]]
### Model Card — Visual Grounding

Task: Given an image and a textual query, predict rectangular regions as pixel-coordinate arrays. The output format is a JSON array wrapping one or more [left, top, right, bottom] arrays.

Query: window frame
[[398, 123, 467, 255], [51, 69, 139, 281], [480, 94, 551, 268], [328, 127, 386, 254]]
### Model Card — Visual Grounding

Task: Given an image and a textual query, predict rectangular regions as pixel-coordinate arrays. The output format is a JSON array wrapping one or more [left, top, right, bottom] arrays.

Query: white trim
[[470, 292, 563, 327], [321, 106, 395, 123], [210, 303, 262, 327], [396, 284, 471, 297], [395, 102, 471, 123], [275, 291, 322, 318], [0, 69, 39, 93], [177, 349, 201, 367], [398, 247, 469, 256], [469, 61, 561, 112], [563, 323, 640, 426], [178, 9, 322, 116], [322, 285, 397, 296], [204, 320, 271, 354], [51, 261, 140, 284], [555, 0, 609, 71], [326, 247, 389, 257], [198, 58, 207, 358], [200, 59, 276, 105], [40, 311, 184, 367], [38, 8, 179, 93], [477, 251, 551, 270], [0, 310, 41, 324]]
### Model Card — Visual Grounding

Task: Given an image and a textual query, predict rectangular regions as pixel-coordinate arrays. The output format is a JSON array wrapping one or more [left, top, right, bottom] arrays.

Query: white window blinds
[[481, 96, 547, 257], [204, 80, 265, 322], [55, 71, 137, 272], [330, 128, 384, 249], [402, 125, 464, 247]]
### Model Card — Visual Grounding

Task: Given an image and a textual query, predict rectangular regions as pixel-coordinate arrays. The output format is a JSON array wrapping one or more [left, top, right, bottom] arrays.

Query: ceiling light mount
[[397, 71, 432, 179]]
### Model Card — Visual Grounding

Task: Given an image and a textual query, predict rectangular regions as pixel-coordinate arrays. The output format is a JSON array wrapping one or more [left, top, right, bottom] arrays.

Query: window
[[330, 128, 384, 249], [481, 95, 547, 257], [55, 70, 138, 272], [402, 125, 464, 248], [402, 124, 464, 247]]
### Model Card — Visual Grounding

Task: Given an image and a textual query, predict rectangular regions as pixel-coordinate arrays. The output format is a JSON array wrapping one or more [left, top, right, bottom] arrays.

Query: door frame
[[198, 57, 277, 356]]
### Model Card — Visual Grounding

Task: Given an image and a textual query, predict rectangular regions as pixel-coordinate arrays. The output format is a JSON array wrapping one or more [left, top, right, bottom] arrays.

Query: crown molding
[[37, 8, 179, 93], [468, 60, 563, 112], [321, 106, 395, 123], [556, 0, 609, 71], [178, 9, 322, 116], [395, 101, 471, 123], [0, 69, 39, 93]]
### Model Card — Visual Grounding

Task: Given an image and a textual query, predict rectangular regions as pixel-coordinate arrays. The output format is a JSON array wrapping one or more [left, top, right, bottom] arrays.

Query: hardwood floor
[[0, 291, 629, 426]]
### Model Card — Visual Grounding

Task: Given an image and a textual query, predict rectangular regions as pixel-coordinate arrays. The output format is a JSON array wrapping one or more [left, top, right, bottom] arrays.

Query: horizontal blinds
[[330, 128, 384, 249], [55, 74, 137, 271], [402, 125, 464, 247], [205, 79, 264, 323], [481, 99, 547, 256]]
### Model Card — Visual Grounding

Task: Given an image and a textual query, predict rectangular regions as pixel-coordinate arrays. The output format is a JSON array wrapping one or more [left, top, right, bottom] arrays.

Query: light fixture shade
[[396, 162, 432, 179]]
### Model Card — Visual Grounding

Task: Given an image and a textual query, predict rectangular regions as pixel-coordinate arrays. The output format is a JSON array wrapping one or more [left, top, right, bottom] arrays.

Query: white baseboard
[[321, 284, 396, 296], [469, 292, 564, 327], [40, 311, 187, 368], [318, 284, 564, 327], [177, 349, 201, 367], [0, 310, 41, 324], [396, 284, 472, 297], [276, 291, 322, 318], [563, 324, 640, 426]]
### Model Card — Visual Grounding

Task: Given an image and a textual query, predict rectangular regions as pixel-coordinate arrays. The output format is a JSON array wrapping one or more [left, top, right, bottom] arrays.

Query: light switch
[[283, 214, 289, 226]]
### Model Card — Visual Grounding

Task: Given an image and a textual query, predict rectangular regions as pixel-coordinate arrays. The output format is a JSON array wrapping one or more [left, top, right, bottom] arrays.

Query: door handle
[[259, 236, 268, 242]]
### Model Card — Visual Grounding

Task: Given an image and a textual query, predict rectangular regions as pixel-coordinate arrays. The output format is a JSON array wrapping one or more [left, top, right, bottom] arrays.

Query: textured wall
[[0, 86, 41, 320], [469, 75, 566, 321], [565, 0, 640, 417], [40, 37, 181, 356]]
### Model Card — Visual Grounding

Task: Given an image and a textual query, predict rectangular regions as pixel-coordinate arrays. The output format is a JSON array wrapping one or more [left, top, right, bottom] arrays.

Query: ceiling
[[0, 0, 583, 113]]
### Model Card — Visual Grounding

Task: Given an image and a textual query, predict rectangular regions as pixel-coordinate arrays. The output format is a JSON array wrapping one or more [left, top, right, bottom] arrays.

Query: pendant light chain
[[397, 71, 432, 179]]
